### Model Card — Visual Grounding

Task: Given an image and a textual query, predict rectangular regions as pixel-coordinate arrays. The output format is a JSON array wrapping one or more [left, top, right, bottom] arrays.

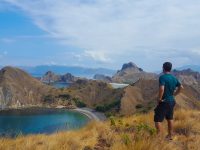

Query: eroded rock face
[[112, 62, 156, 84], [0, 67, 52, 108], [41, 71, 79, 83], [93, 74, 112, 83], [172, 69, 200, 85]]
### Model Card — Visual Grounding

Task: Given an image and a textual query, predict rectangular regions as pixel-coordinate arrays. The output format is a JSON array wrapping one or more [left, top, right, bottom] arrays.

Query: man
[[154, 62, 183, 140]]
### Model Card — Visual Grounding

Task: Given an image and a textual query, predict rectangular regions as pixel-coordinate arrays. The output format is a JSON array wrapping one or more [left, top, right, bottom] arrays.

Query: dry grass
[[0, 109, 199, 150]]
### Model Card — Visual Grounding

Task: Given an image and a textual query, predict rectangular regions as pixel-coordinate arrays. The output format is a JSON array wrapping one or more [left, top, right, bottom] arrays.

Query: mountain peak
[[121, 62, 143, 72]]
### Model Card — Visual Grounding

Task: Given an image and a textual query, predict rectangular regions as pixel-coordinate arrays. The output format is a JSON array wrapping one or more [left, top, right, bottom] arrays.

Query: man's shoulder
[[159, 74, 167, 79]]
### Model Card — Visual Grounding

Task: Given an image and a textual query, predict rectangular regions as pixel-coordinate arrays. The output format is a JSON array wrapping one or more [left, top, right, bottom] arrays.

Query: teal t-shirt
[[159, 73, 181, 102]]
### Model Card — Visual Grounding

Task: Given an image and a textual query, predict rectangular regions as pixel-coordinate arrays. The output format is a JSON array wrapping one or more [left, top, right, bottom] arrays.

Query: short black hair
[[163, 62, 172, 72]]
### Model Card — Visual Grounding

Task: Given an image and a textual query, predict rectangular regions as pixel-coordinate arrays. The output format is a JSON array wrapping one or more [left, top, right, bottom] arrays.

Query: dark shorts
[[154, 101, 175, 122]]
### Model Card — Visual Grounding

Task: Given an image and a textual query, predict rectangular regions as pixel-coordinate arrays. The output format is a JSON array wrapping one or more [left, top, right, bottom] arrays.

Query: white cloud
[[2, 0, 200, 69], [84, 50, 111, 63]]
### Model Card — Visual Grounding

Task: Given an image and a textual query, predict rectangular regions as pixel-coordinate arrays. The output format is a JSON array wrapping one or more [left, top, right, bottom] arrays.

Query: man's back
[[159, 73, 181, 102]]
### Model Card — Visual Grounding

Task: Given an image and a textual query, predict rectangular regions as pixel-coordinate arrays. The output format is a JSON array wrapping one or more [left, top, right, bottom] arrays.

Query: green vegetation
[[135, 101, 156, 114], [136, 123, 156, 136], [109, 116, 116, 126], [43, 95, 55, 103], [58, 94, 71, 99], [95, 100, 121, 112], [135, 104, 143, 109], [72, 98, 87, 108]]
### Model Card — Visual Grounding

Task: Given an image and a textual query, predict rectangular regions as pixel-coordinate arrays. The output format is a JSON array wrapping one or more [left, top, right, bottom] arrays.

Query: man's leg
[[155, 122, 162, 134], [167, 119, 173, 138]]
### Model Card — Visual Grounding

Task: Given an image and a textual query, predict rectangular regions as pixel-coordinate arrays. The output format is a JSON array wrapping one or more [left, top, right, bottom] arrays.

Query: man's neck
[[164, 71, 171, 74]]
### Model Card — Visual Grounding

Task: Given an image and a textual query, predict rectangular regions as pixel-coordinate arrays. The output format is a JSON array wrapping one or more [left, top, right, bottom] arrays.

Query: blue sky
[[0, 0, 200, 71]]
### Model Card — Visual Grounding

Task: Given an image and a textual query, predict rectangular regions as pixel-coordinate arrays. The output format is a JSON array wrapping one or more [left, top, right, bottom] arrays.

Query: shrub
[[58, 94, 71, 99], [135, 104, 143, 109], [121, 134, 131, 145], [110, 116, 116, 126], [73, 98, 86, 108], [95, 100, 121, 112], [136, 123, 156, 136], [43, 95, 54, 103]]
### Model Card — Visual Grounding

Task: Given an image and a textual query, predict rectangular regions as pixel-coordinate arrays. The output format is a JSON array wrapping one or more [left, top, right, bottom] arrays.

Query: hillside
[[66, 79, 124, 109], [0, 109, 199, 150], [120, 77, 200, 115], [112, 62, 157, 84], [0, 67, 53, 108]]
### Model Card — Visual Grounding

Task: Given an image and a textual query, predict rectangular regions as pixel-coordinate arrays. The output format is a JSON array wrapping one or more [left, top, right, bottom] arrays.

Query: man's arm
[[174, 85, 184, 96], [158, 85, 165, 104]]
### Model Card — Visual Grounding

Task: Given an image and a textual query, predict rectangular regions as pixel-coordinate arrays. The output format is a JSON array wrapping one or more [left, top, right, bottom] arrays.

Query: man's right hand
[[157, 99, 163, 105]]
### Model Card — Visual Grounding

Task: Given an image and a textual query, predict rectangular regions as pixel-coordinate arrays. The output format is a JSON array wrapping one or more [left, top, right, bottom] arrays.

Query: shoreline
[[0, 106, 106, 121], [73, 108, 106, 121]]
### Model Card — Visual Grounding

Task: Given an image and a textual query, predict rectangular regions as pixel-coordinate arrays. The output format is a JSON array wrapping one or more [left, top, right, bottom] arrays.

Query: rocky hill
[[93, 74, 112, 83], [41, 71, 79, 83], [67, 79, 124, 108], [172, 69, 200, 85], [120, 75, 200, 115], [0, 67, 53, 108], [112, 62, 157, 84]]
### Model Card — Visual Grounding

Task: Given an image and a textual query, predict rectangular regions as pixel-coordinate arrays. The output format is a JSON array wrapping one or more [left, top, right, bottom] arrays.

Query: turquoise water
[[44, 82, 71, 88], [52, 82, 71, 88], [0, 108, 90, 137]]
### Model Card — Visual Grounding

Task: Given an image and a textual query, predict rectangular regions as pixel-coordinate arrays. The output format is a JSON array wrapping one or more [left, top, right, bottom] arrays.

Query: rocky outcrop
[[172, 69, 200, 85], [112, 62, 156, 84], [0, 67, 52, 108], [93, 74, 112, 83], [41, 71, 79, 83]]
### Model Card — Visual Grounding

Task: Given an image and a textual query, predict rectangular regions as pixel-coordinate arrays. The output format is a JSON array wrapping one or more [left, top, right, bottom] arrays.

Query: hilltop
[[112, 62, 156, 84], [0, 67, 53, 108]]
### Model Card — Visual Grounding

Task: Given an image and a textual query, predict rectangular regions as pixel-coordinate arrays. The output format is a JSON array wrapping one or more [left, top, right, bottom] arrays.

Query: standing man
[[154, 62, 183, 140]]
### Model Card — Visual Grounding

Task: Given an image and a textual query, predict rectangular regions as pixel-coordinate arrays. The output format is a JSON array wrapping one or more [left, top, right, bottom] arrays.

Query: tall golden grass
[[0, 109, 199, 150]]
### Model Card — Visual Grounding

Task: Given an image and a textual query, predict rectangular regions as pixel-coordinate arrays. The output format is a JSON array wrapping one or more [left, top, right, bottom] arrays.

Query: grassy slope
[[0, 109, 199, 150]]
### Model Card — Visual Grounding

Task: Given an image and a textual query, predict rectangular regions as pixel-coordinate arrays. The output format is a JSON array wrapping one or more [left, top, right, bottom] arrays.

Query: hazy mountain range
[[176, 65, 200, 72], [0, 64, 199, 79], [19, 65, 116, 78]]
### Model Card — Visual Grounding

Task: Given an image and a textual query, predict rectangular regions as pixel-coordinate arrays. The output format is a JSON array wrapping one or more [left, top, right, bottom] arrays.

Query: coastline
[[73, 107, 107, 121], [0, 105, 107, 121]]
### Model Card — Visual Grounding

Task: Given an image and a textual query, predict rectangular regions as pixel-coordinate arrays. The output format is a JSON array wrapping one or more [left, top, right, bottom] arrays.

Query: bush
[[135, 104, 143, 109], [95, 100, 121, 112], [110, 116, 116, 126], [121, 134, 131, 145], [73, 98, 86, 108], [58, 94, 71, 99], [43, 95, 54, 103], [136, 123, 156, 136]]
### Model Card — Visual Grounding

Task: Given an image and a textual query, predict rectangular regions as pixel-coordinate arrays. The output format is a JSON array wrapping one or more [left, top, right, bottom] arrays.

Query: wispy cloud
[[2, 0, 200, 69]]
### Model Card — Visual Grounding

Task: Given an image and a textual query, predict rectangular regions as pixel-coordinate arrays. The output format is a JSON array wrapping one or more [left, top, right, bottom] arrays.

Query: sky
[[0, 0, 200, 71]]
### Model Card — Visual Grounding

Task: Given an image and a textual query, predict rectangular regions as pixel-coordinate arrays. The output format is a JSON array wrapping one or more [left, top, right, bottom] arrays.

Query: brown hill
[[93, 74, 112, 83], [120, 78, 200, 115], [67, 79, 124, 108], [112, 62, 156, 84], [172, 69, 200, 86], [0, 67, 52, 108]]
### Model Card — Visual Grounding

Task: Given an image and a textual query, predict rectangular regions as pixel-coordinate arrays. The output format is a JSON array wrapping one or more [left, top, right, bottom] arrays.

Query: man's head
[[163, 62, 172, 72]]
